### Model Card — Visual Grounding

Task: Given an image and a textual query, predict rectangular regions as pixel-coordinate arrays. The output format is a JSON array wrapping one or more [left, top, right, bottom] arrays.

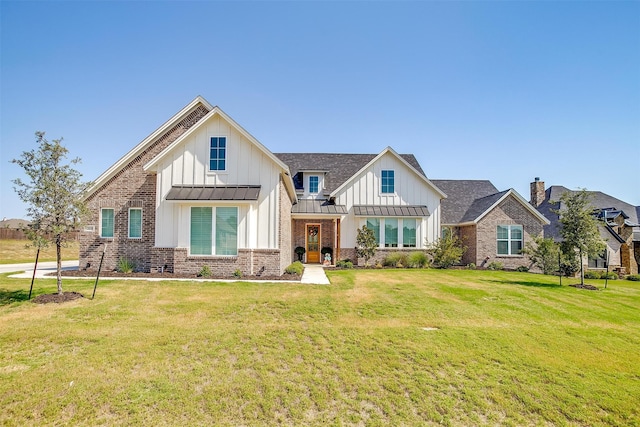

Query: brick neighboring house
[[432, 180, 550, 270], [530, 178, 640, 275], [79, 96, 445, 275]]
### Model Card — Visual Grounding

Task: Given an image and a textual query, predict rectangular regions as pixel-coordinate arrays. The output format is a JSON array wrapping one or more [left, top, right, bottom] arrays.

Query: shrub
[[407, 251, 429, 268], [486, 261, 504, 271], [467, 263, 476, 270], [336, 259, 354, 269], [427, 233, 465, 269], [294, 246, 306, 262], [626, 274, 640, 281], [584, 271, 601, 279], [285, 261, 304, 275], [117, 257, 136, 273], [601, 272, 617, 280], [233, 269, 243, 279], [383, 252, 408, 268], [516, 266, 529, 272], [356, 225, 377, 266], [198, 265, 212, 277]]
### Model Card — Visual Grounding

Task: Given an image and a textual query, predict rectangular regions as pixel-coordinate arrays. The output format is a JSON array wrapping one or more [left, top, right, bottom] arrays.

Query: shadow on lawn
[[0, 288, 30, 306], [483, 278, 562, 288]]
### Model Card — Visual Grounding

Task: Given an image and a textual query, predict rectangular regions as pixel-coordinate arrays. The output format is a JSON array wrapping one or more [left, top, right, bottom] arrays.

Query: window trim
[[100, 208, 114, 238], [209, 136, 227, 172], [496, 224, 524, 256], [189, 206, 239, 257], [381, 170, 395, 194], [128, 207, 143, 239], [366, 217, 421, 249], [309, 175, 319, 194]]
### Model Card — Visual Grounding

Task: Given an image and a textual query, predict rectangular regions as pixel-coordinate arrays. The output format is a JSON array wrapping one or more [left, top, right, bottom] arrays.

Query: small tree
[[556, 189, 606, 285], [12, 132, 90, 295], [427, 231, 465, 269], [523, 235, 559, 275], [356, 225, 377, 266]]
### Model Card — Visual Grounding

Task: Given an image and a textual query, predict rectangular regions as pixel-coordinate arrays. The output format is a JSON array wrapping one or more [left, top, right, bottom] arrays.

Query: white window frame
[[497, 224, 524, 256], [209, 136, 227, 172], [100, 208, 114, 238], [381, 170, 395, 194], [128, 208, 143, 239], [308, 175, 319, 194], [365, 217, 421, 249], [189, 206, 239, 257]]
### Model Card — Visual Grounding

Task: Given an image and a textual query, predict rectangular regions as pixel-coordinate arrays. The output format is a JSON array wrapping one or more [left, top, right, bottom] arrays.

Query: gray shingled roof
[[431, 180, 499, 224], [166, 185, 261, 201], [292, 200, 347, 215], [274, 153, 426, 194], [538, 185, 640, 241], [459, 190, 510, 223]]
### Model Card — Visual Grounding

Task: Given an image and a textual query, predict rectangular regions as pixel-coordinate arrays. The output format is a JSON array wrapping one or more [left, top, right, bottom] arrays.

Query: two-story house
[[79, 96, 445, 276]]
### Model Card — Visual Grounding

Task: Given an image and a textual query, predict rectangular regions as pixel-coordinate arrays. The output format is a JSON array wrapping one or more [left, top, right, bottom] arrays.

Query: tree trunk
[[579, 248, 584, 286], [56, 234, 63, 295]]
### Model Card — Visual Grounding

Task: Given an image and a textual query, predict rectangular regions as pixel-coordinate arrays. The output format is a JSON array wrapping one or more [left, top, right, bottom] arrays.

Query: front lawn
[[0, 239, 79, 264], [1, 269, 638, 426]]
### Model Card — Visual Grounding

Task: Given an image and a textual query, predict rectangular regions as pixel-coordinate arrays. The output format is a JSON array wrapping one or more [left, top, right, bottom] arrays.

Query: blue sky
[[1, 1, 639, 220]]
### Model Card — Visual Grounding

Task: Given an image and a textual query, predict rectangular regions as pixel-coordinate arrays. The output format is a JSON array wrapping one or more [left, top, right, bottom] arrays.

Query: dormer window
[[309, 176, 319, 194]]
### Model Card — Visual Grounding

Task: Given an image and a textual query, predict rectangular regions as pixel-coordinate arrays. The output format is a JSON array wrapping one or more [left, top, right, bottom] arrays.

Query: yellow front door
[[306, 224, 320, 263]]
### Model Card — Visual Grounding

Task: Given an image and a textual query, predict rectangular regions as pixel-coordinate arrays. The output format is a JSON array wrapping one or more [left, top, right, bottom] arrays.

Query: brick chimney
[[530, 177, 545, 207]]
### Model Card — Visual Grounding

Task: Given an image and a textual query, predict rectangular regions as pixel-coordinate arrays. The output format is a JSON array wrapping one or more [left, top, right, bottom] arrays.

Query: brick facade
[[292, 218, 337, 264], [473, 194, 544, 270], [79, 104, 210, 273], [279, 176, 293, 273]]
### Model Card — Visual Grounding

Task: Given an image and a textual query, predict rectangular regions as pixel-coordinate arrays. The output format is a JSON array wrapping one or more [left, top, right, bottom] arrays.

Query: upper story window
[[309, 176, 319, 194], [209, 137, 227, 171], [497, 225, 523, 255], [381, 170, 395, 194], [101, 208, 114, 238]]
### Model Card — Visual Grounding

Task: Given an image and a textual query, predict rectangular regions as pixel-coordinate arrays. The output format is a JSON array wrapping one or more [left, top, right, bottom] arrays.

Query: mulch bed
[[32, 291, 84, 304], [55, 270, 301, 281], [569, 284, 599, 291]]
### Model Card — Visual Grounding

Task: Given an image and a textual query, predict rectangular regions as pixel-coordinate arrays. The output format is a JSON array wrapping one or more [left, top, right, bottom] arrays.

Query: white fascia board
[[473, 189, 551, 225], [291, 213, 345, 219], [85, 96, 213, 198], [329, 146, 447, 199], [143, 106, 297, 204]]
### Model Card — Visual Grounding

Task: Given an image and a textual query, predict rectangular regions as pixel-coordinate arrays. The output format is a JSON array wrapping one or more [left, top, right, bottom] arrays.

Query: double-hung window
[[190, 206, 238, 256], [381, 170, 395, 194], [209, 137, 227, 171], [309, 176, 319, 194], [101, 208, 114, 238], [128, 208, 142, 239], [497, 225, 523, 255]]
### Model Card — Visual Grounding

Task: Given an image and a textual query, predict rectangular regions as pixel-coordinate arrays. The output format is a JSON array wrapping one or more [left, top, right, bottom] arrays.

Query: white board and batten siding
[[154, 114, 282, 250], [334, 152, 442, 248]]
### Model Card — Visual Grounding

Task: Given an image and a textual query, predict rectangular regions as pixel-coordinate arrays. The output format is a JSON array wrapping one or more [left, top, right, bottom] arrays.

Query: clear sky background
[[1, 1, 639, 220]]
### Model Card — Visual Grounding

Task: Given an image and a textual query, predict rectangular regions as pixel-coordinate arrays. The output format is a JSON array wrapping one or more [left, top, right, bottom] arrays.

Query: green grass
[[1, 269, 639, 426], [0, 239, 79, 264]]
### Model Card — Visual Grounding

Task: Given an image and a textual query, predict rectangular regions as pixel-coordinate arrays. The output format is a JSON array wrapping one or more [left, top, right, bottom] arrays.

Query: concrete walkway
[[301, 264, 331, 285], [4, 260, 330, 285]]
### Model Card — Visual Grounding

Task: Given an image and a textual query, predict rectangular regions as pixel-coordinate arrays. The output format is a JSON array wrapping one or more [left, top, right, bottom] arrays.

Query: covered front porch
[[291, 200, 346, 265]]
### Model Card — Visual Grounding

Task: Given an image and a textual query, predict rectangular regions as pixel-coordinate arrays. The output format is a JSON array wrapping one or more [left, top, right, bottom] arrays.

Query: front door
[[306, 224, 320, 263]]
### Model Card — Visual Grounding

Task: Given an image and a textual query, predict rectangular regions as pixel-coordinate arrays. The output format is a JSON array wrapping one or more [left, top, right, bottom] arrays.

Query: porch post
[[336, 218, 341, 263]]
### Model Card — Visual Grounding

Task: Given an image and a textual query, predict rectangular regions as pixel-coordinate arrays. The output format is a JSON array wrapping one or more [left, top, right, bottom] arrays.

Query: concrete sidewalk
[[4, 260, 330, 285], [1, 260, 79, 278]]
